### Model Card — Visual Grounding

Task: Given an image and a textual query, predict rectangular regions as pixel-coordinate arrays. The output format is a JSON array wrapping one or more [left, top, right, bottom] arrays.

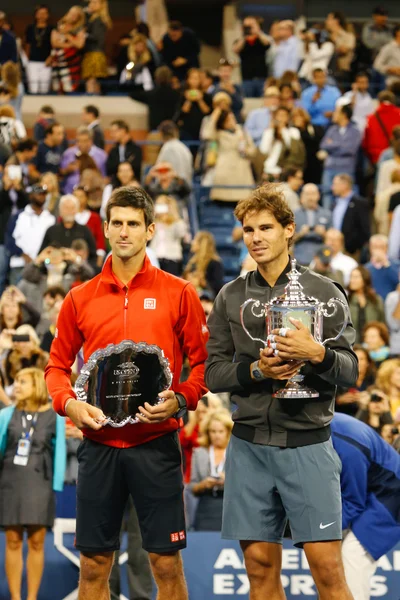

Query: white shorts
[[342, 530, 377, 600]]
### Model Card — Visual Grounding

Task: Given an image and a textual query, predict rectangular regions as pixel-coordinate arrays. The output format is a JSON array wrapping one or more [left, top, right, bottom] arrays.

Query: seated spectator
[[183, 231, 224, 297], [336, 72, 374, 134], [299, 28, 335, 83], [375, 169, 400, 234], [212, 59, 243, 122], [259, 106, 305, 178], [324, 228, 358, 286], [280, 167, 303, 212], [0, 368, 66, 600], [189, 409, 233, 531], [149, 195, 187, 276], [2, 325, 49, 392], [198, 92, 232, 181], [300, 69, 341, 128], [331, 174, 370, 255], [160, 21, 200, 81], [175, 68, 212, 145], [60, 127, 106, 194], [144, 162, 191, 213], [0, 11, 17, 65], [362, 7, 393, 60], [101, 162, 139, 220], [120, 33, 155, 91], [156, 120, 193, 183], [374, 25, 400, 90], [362, 91, 400, 166], [0, 165, 29, 292], [106, 119, 142, 181], [1, 61, 24, 121], [362, 321, 391, 365], [309, 245, 345, 287], [50, 5, 86, 94], [6, 184, 56, 285], [279, 82, 298, 112], [325, 12, 355, 86], [0, 105, 26, 149], [319, 105, 362, 208], [377, 139, 400, 197], [81, 104, 105, 150], [355, 387, 393, 434], [6, 138, 39, 187], [232, 16, 270, 98], [0, 287, 40, 335], [348, 266, 385, 343], [129, 66, 181, 132], [41, 172, 61, 217], [34, 122, 65, 174], [291, 107, 325, 184], [33, 105, 60, 143], [365, 234, 399, 300], [294, 184, 331, 265], [244, 86, 280, 147], [376, 359, 400, 418], [78, 167, 105, 213], [273, 20, 301, 78], [336, 345, 376, 416], [385, 280, 400, 356], [202, 108, 255, 203], [24, 4, 53, 95], [39, 194, 97, 270], [73, 186, 106, 267]]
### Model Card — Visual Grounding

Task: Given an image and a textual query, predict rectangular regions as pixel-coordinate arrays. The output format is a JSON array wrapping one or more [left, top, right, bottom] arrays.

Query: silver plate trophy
[[75, 340, 173, 427], [240, 258, 349, 399]]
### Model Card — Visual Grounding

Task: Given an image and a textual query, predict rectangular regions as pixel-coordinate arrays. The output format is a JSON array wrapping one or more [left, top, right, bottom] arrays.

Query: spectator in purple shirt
[[60, 126, 106, 193]]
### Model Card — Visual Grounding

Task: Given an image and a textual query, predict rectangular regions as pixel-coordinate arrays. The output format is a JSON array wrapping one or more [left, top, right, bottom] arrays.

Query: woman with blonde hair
[[376, 358, 400, 418], [189, 409, 233, 530], [149, 195, 187, 276], [183, 231, 224, 297], [50, 6, 86, 94], [40, 172, 61, 216], [82, 0, 112, 94], [120, 33, 155, 91], [1, 61, 24, 120], [0, 367, 66, 600]]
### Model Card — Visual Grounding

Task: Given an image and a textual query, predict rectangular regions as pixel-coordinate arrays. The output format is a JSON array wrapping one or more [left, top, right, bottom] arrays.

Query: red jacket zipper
[[124, 288, 128, 338]]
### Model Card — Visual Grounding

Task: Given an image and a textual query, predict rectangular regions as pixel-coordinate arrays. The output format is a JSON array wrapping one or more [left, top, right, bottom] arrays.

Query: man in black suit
[[106, 120, 142, 181], [130, 66, 181, 131], [160, 21, 200, 80], [82, 105, 105, 150], [331, 173, 370, 255]]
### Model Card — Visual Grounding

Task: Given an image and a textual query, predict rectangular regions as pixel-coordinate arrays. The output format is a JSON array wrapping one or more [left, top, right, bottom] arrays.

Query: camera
[[392, 427, 399, 435], [243, 25, 252, 36], [370, 393, 383, 403], [12, 334, 30, 343]]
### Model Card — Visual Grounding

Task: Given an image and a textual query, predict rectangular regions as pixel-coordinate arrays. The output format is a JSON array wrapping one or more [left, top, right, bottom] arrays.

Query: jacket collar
[[100, 253, 155, 290], [254, 257, 292, 288]]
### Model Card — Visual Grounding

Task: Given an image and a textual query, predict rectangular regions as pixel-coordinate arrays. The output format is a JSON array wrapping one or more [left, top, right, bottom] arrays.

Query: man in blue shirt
[[301, 69, 341, 128], [273, 20, 301, 78], [244, 86, 280, 146], [365, 234, 399, 300], [331, 413, 400, 600]]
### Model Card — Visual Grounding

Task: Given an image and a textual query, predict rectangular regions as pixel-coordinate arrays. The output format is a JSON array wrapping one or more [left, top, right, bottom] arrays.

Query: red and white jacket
[[45, 255, 209, 448]]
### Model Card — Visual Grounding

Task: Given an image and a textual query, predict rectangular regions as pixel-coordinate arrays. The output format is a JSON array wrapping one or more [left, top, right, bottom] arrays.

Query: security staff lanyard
[[13, 411, 38, 467]]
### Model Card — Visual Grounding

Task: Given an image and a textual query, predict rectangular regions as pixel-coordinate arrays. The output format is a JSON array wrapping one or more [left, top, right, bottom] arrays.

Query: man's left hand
[[271, 318, 325, 364], [136, 390, 179, 423]]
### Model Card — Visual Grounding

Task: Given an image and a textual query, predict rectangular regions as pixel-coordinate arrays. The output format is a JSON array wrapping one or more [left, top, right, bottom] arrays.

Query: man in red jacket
[[362, 90, 400, 164], [45, 186, 208, 600]]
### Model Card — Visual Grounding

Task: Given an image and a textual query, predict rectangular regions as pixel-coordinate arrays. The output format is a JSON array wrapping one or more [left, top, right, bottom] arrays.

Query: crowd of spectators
[[0, 3, 400, 597]]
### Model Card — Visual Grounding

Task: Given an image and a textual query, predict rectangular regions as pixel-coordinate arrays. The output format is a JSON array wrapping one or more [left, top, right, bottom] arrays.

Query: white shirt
[[336, 91, 375, 133], [10, 205, 56, 268], [330, 252, 358, 287]]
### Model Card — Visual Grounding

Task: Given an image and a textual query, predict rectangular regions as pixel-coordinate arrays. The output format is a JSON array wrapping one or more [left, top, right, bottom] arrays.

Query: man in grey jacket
[[205, 184, 357, 600]]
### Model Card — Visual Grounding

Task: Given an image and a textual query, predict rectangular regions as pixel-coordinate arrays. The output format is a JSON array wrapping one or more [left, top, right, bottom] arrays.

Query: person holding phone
[[0, 368, 66, 600], [2, 325, 48, 397], [232, 16, 270, 98], [189, 410, 232, 531], [175, 68, 212, 149]]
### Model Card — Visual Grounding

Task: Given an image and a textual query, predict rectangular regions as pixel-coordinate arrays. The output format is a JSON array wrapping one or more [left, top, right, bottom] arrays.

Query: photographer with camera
[[233, 16, 270, 98], [299, 28, 335, 83], [355, 387, 393, 434]]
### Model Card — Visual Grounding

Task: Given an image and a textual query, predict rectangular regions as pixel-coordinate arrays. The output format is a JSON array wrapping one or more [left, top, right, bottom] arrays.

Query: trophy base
[[273, 381, 320, 399]]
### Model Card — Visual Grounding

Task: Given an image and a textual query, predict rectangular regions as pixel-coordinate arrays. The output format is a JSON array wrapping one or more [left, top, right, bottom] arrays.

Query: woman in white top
[[259, 105, 305, 177], [0, 105, 26, 150], [149, 195, 187, 276], [299, 30, 335, 82]]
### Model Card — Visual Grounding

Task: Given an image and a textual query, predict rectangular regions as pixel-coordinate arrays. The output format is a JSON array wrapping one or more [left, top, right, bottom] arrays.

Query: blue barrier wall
[[1, 532, 399, 599]]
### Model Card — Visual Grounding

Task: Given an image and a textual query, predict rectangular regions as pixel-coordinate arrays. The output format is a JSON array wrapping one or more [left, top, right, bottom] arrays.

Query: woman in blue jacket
[[0, 367, 66, 600]]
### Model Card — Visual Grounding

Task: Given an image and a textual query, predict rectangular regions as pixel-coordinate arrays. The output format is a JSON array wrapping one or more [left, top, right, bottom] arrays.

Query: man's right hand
[[258, 347, 304, 380], [65, 399, 107, 430]]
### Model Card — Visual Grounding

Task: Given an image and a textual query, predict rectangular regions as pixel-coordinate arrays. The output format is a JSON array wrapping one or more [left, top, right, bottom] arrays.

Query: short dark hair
[[84, 104, 100, 119], [340, 104, 353, 120], [44, 122, 61, 137], [71, 238, 89, 253], [355, 71, 370, 80], [111, 119, 129, 133], [106, 186, 154, 228], [216, 109, 230, 130], [137, 22, 150, 37], [169, 20, 183, 31], [154, 65, 173, 85], [393, 139, 400, 157], [234, 184, 295, 246], [394, 24, 400, 38], [34, 4, 50, 16], [378, 90, 395, 104], [372, 6, 387, 15], [43, 285, 66, 300], [40, 104, 54, 115], [312, 68, 325, 76], [276, 105, 291, 116], [16, 138, 38, 152], [281, 167, 302, 182], [158, 120, 179, 139]]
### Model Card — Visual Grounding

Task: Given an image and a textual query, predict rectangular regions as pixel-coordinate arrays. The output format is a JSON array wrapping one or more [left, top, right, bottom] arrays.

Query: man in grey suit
[[294, 184, 332, 266]]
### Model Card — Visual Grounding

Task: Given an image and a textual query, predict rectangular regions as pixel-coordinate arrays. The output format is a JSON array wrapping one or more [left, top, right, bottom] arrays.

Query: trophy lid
[[270, 258, 318, 309]]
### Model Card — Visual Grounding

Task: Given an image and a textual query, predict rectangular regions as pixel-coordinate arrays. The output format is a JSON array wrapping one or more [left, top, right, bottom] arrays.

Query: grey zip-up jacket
[[205, 262, 358, 448]]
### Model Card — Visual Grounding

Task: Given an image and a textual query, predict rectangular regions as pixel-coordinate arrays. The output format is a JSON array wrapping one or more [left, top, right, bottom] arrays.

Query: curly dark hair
[[348, 266, 380, 305]]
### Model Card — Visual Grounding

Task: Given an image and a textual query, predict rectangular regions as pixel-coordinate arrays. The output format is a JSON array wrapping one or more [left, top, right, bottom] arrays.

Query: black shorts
[[75, 432, 186, 554]]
